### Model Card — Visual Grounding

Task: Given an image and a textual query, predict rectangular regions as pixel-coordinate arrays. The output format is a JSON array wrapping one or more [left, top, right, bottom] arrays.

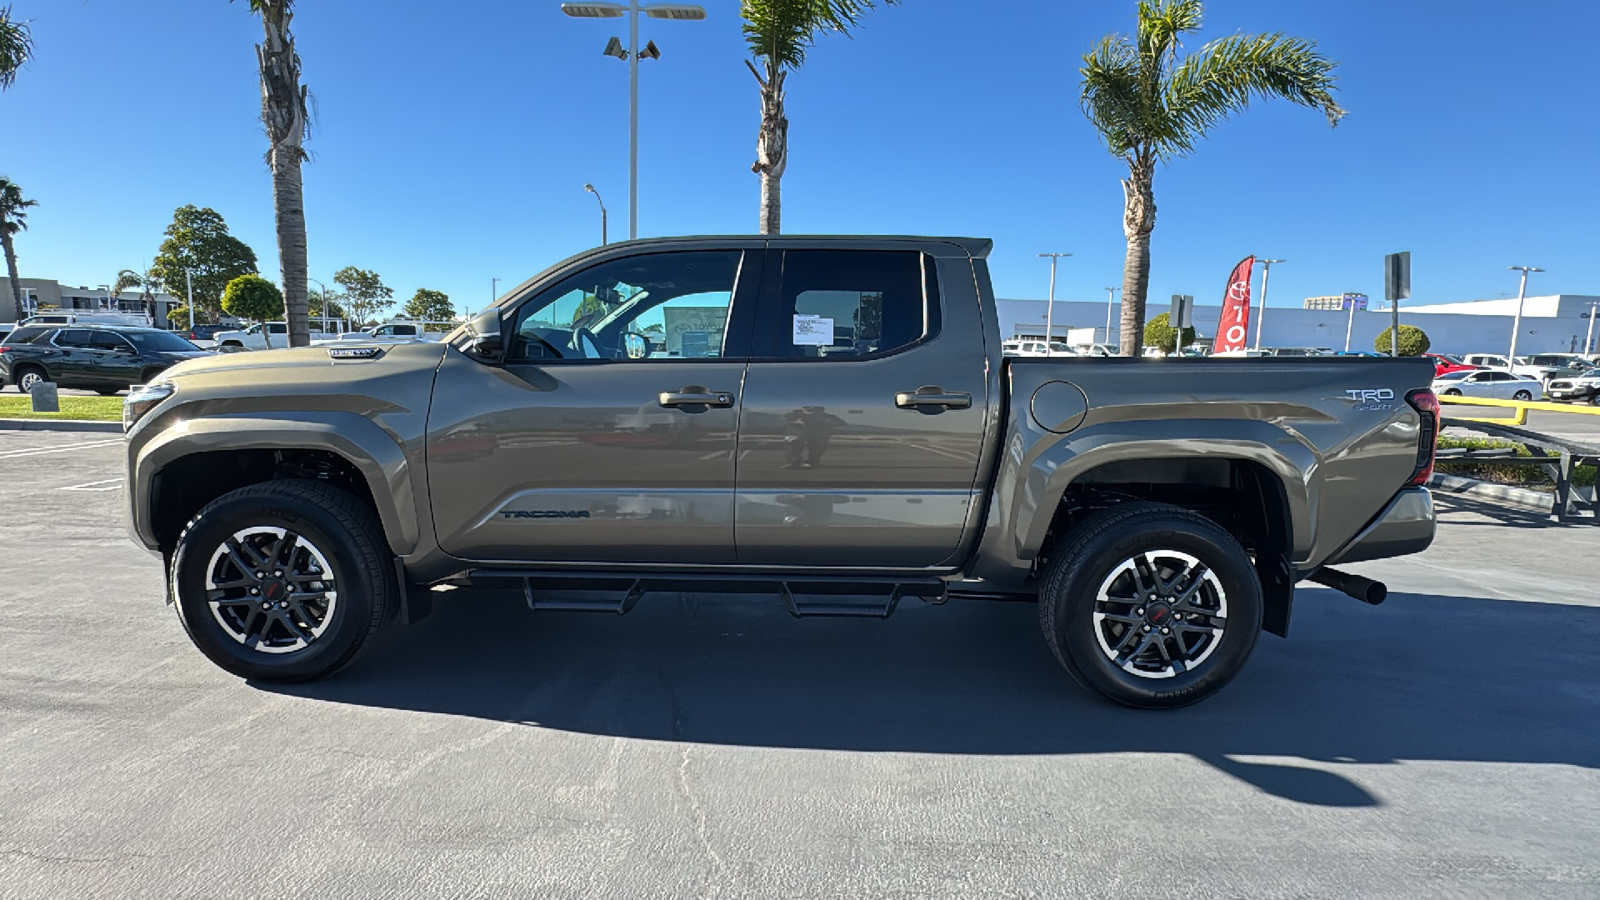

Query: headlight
[[123, 381, 176, 432]]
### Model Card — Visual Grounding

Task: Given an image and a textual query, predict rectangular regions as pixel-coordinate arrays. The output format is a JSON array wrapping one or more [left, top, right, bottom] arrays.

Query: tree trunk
[[255, 5, 310, 348], [1, 227, 21, 322], [748, 61, 787, 235], [1118, 156, 1156, 356]]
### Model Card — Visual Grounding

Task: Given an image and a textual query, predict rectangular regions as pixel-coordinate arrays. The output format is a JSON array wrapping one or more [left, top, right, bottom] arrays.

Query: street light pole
[[1584, 302, 1599, 355], [492, 278, 502, 305], [308, 277, 329, 332], [1103, 286, 1119, 348], [1039, 253, 1071, 350], [1507, 266, 1544, 366], [584, 184, 608, 245], [562, 1, 707, 241], [185, 268, 194, 332], [1252, 258, 1285, 351]]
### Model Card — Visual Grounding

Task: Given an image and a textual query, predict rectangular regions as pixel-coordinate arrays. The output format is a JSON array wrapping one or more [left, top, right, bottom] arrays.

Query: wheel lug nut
[[1160, 627, 1170, 634], [250, 588, 259, 595], [274, 571, 283, 577], [260, 602, 270, 610], [1142, 625, 1152, 632], [1135, 608, 1145, 616], [279, 601, 289, 609]]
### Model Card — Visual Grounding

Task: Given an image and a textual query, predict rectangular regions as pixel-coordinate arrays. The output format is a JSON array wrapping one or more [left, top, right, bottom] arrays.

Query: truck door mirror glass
[[622, 331, 648, 360]]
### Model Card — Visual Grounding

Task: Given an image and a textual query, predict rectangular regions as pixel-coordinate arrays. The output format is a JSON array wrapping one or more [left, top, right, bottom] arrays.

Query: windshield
[[125, 330, 201, 352]]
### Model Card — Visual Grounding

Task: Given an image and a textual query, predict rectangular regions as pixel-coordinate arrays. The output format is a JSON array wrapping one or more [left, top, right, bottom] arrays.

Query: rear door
[[732, 245, 989, 568], [89, 330, 141, 386], [427, 247, 761, 564], [49, 329, 100, 386]]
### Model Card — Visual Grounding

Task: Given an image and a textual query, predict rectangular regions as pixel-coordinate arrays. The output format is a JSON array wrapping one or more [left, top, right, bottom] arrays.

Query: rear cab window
[[759, 250, 940, 359]]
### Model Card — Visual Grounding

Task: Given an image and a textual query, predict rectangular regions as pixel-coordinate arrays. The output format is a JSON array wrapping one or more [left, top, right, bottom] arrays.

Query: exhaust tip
[[1309, 567, 1387, 606]]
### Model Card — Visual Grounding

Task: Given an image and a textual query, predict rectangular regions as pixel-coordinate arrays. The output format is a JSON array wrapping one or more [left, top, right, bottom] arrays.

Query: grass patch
[[1436, 436, 1596, 489], [0, 395, 124, 422]]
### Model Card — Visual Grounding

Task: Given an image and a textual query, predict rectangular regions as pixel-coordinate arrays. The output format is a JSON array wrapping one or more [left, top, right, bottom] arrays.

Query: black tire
[[1443, 389, 1462, 396], [1590, 394, 1600, 406], [139, 367, 166, 385], [94, 387, 122, 396], [13, 365, 45, 393], [170, 479, 394, 681], [1512, 390, 1533, 401], [1038, 502, 1263, 709]]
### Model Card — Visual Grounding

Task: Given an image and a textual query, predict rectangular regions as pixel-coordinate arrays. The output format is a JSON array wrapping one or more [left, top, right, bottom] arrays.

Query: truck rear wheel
[[169, 479, 394, 682], [1038, 503, 1263, 709]]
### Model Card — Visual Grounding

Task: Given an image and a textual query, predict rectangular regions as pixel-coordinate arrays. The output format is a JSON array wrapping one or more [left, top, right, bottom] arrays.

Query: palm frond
[[1079, 35, 1144, 157], [741, 0, 893, 70], [0, 4, 35, 90], [1135, 0, 1202, 63], [0, 177, 37, 234], [1163, 31, 1345, 156]]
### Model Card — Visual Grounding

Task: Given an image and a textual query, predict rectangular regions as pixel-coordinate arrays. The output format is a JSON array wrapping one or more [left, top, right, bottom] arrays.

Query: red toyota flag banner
[[1215, 256, 1256, 354]]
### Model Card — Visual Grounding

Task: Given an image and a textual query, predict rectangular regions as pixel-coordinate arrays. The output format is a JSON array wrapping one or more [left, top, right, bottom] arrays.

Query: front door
[[48, 329, 102, 388], [427, 248, 760, 564], [88, 330, 142, 387], [733, 248, 988, 568]]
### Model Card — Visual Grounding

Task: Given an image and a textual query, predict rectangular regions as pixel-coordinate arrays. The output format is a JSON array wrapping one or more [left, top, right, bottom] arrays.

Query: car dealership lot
[[0, 430, 1596, 898]]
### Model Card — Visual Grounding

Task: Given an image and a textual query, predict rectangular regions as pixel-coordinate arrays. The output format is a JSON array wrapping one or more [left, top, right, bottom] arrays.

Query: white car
[[1459, 353, 1555, 381], [1002, 339, 1077, 357], [311, 321, 446, 345], [1432, 369, 1542, 401]]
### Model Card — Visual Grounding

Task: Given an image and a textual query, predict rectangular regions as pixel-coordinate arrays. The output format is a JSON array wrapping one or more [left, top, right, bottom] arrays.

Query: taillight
[[1406, 389, 1440, 486]]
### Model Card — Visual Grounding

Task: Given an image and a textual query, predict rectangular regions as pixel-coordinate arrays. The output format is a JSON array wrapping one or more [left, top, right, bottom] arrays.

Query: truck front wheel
[[169, 479, 394, 681], [1039, 503, 1263, 709]]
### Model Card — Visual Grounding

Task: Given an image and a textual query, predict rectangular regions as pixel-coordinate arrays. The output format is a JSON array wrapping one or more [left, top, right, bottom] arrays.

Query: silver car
[[1432, 369, 1541, 400]]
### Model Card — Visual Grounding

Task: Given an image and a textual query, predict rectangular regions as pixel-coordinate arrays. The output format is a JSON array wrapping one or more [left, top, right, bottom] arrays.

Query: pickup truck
[[122, 236, 1440, 708], [213, 321, 289, 351]]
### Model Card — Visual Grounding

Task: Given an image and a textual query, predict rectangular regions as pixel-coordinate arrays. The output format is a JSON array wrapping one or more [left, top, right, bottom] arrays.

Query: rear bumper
[[1321, 487, 1435, 567]]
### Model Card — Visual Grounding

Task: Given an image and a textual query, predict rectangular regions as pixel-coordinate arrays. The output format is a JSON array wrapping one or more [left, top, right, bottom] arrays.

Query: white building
[[997, 294, 1600, 357], [0, 277, 184, 327]]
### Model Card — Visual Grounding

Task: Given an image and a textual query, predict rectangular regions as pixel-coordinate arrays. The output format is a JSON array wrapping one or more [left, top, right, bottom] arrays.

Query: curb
[[0, 418, 123, 433], [1429, 472, 1551, 512]]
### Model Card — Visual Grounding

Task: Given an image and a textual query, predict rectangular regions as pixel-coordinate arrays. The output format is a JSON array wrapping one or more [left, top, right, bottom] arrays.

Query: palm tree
[[741, 0, 897, 235], [0, 5, 34, 89], [234, 0, 311, 347], [0, 178, 37, 322], [1081, 0, 1344, 355]]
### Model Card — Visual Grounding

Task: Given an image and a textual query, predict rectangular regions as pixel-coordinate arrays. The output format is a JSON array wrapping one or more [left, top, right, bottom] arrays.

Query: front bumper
[[1547, 384, 1599, 401], [1322, 487, 1436, 567]]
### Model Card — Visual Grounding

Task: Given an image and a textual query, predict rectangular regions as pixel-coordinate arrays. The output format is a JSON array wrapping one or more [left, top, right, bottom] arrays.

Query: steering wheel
[[574, 326, 603, 359]]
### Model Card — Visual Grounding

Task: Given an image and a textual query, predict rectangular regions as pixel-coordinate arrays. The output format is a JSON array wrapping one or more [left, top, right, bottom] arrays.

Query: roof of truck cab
[[582, 235, 992, 258]]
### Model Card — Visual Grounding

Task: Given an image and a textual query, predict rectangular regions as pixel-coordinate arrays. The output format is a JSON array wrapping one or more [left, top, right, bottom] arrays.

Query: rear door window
[[55, 329, 95, 348], [760, 250, 939, 359]]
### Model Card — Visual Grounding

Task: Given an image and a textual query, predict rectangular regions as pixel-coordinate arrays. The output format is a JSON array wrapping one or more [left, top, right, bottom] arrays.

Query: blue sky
[[2, 0, 1596, 319]]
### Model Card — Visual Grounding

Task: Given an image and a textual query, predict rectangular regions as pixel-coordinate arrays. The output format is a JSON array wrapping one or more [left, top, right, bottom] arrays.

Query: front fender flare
[[131, 412, 419, 556]]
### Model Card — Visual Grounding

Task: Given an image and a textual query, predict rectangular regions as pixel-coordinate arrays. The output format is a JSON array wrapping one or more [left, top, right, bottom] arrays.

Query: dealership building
[[0, 277, 183, 325], [998, 293, 1600, 356]]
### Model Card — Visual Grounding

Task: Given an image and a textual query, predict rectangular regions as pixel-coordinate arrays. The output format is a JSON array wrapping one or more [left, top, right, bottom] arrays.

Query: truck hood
[[156, 341, 449, 383]]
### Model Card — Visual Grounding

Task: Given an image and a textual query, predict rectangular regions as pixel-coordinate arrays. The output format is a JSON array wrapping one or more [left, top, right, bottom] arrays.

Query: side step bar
[[469, 571, 948, 619]]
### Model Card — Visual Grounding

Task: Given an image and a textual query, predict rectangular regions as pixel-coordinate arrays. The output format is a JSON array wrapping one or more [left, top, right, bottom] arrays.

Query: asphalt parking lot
[[0, 429, 1596, 898]]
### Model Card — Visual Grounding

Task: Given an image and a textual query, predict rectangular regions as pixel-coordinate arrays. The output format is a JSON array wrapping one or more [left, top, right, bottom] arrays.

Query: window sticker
[[793, 314, 833, 346]]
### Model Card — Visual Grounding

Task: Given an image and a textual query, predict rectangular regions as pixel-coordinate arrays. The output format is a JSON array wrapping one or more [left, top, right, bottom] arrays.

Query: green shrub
[[1374, 324, 1430, 356], [1434, 436, 1595, 488]]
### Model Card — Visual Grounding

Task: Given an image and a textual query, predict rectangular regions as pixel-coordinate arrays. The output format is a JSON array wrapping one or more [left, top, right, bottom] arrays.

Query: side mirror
[[623, 331, 648, 360], [462, 308, 504, 363]]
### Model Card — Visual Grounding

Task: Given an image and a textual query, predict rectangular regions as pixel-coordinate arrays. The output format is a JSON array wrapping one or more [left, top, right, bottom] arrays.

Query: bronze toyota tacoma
[[123, 236, 1439, 707]]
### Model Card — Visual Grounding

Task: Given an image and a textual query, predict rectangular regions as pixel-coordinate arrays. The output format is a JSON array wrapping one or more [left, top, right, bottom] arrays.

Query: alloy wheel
[[1092, 549, 1228, 679], [18, 371, 42, 393], [204, 526, 339, 654]]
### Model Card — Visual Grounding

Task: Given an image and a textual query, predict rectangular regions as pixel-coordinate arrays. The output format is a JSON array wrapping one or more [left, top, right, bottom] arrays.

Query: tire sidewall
[[1048, 511, 1263, 709], [172, 491, 379, 681]]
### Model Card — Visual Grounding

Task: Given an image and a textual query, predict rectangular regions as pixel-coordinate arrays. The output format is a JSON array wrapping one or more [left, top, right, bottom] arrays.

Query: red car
[[1425, 352, 1480, 376]]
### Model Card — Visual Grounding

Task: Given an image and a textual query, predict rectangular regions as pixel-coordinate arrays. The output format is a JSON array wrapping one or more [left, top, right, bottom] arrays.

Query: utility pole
[[185, 269, 194, 332], [492, 278, 502, 305], [1039, 253, 1071, 349], [1507, 266, 1544, 366], [1251, 259, 1284, 351], [1584, 302, 1599, 355]]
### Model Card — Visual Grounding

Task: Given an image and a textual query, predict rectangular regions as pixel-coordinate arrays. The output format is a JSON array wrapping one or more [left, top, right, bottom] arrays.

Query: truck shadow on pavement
[[264, 586, 1600, 808]]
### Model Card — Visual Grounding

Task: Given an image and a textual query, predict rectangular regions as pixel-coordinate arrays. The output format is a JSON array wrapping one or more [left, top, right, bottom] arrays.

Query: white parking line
[[0, 438, 123, 459], [60, 478, 123, 492]]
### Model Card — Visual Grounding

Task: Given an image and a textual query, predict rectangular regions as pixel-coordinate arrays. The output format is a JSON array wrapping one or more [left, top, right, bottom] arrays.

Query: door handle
[[659, 389, 735, 409], [895, 387, 971, 410]]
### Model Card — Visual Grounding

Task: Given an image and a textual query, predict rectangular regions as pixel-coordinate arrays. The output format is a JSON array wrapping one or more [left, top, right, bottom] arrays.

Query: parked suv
[[0, 325, 209, 394]]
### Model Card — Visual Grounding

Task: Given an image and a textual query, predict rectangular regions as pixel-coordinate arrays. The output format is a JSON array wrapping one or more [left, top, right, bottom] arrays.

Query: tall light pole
[[584, 183, 608, 245], [492, 278, 502, 305], [1506, 265, 1544, 366], [185, 268, 195, 332], [562, 1, 707, 241], [308, 277, 329, 332], [1039, 253, 1071, 349], [1103, 286, 1119, 348], [1252, 258, 1285, 351], [1583, 302, 1599, 356]]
